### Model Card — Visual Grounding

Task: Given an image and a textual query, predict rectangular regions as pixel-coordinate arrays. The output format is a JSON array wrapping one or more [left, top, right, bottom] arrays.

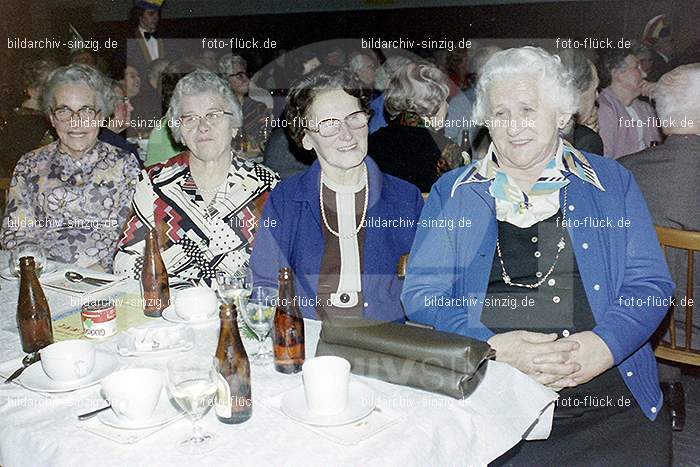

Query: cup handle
[[115, 399, 129, 416]]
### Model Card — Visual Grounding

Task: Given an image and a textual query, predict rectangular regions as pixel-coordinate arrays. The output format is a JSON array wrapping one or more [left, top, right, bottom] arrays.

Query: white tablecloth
[[0, 253, 557, 467]]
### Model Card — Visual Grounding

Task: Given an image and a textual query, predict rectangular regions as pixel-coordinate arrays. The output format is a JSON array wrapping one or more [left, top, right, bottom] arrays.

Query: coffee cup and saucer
[[281, 356, 376, 426], [98, 368, 182, 430], [161, 287, 218, 325], [19, 340, 119, 393]]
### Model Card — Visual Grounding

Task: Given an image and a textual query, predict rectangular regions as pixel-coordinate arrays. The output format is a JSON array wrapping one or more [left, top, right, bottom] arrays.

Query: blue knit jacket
[[402, 152, 674, 421]]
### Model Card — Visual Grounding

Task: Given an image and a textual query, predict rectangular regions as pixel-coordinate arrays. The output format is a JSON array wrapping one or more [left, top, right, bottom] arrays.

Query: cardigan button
[[531, 236, 538, 243], [553, 296, 561, 304], [594, 284, 601, 291], [548, 278, 556, 286], [568, 205, 575, 211], [363, 302, 368, 308], [651, 406, 657, 414], [562, 329, 570, 337], [626, 371, 634, 377], [582, 242, 589, 250]]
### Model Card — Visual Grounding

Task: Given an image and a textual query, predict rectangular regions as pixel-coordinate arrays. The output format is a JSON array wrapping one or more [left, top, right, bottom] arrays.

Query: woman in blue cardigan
[[251, 68, 423, 323], [402, 47, 673, 465]]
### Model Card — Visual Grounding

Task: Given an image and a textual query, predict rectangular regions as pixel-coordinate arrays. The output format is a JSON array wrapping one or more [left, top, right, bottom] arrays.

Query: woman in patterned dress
[[114, 70, 278, 285], [1, 64, 141, 271]]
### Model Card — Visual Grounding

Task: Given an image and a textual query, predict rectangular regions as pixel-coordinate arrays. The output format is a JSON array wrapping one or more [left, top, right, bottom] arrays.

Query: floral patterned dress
[[113, 152, 279, 286], [1, 140, 141, 270]]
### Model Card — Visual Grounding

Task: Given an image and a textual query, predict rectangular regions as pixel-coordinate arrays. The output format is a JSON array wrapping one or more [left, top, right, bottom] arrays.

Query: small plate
[[98, 391, 183, 430], [18, 351, 120, 393], [0, 261, 58, 281], [161, 305, 218, 325], [281, 381, 376, 427], [117, 323, 195, 357]]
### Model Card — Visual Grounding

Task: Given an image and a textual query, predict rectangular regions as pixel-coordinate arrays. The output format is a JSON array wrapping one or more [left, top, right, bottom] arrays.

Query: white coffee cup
[[101, 368, 163, 422], [174, 287, 217, 321], [302, 356, 351, 416], [40, 340, 96, 382]]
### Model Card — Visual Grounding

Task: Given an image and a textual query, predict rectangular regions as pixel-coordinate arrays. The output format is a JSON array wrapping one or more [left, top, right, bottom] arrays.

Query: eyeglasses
[[179, 110, 234, 129], [229, 71, 248, 80], [51, 106, 99, 122], [306, 110, 369, 137], [118, 96, 130, 104]]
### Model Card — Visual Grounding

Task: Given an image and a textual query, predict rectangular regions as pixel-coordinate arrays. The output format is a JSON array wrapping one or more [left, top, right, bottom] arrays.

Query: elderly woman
[[402, 47, 672, 465], [559, 49, 604, 154], [368, 63, 464, 193], [251, 68, 423, 322], [597, 47, 662, 159], [1, 64, 141, 271], [114, 70, 278, 285]]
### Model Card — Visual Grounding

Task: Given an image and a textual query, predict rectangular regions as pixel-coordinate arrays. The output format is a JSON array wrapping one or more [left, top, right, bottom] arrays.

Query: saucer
[[0, 261, 58, 281], [281, 381, 375, 427], [19, 350, 120, 393], [161, 305, 218, 325], [98, 391, 183, 430]]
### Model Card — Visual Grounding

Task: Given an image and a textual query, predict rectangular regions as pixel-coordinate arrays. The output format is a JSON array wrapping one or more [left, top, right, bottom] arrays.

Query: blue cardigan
[[401, 153, 674, 421], [251, 157, 423, 322]]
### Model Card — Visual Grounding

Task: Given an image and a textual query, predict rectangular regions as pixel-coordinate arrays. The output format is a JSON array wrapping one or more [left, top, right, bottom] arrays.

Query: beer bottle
[[17, 256, 53, 353], [141, 228, 170, 317], [273, 268, 305, 374], [214, 304, 252, 424]]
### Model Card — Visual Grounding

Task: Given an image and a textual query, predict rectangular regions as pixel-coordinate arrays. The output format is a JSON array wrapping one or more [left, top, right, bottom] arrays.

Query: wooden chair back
[[654, 225, 700, 366], [0, 177, 11, 214]]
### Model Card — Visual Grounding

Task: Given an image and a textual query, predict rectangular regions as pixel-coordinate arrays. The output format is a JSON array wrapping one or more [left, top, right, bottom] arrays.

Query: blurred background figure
[[0, 57, 57, 177], [641, 14, 675, 81], [620, 63, 700, 431], [559, 48, 604, 154], [633, 43, 655, 77], [131, 57, 169, 128], [368, 54, 413, 134], [218, 54, 272, 158], [99, 79, 140, 162], [597, 47, 662, 159], [349, 50, 379, 96], [369, 62, 464, 192], [127, 0, 168, 78]]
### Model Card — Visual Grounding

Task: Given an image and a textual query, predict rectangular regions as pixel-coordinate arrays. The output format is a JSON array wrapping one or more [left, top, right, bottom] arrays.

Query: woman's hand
[[640, 80, 657, 99], [541, 331, 614, 390], [488, 330, 581, 386]]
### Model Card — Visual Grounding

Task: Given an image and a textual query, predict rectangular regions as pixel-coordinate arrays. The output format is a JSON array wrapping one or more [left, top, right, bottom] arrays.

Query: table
[[0, 254, 557, 467]]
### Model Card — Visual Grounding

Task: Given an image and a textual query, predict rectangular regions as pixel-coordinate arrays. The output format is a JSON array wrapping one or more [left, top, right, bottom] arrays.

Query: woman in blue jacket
[[402, 47, 673, 465], [251, 68, 423, 323]]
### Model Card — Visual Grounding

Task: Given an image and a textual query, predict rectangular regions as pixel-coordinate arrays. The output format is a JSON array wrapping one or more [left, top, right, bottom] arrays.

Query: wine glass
[[10, 242, 46, 277], [166, 354, 219, 454], [241, 286, 278, 365], [215, 267, 252, 311]]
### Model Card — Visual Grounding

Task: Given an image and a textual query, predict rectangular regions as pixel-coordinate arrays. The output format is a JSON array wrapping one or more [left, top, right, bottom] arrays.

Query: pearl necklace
[[319, 166, 369, 239], [495, 186, 568, 289]]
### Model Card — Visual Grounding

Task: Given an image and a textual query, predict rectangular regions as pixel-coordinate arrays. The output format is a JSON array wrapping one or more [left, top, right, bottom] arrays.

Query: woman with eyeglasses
[[114, 70, 278, 286], [250, 68, 423, 322], [368, 62, 466, 193], [0, 64, 141, 271]]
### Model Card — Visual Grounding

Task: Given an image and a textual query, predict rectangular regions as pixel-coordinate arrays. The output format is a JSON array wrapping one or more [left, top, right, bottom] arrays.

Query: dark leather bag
[[315, 319, 494, 399]]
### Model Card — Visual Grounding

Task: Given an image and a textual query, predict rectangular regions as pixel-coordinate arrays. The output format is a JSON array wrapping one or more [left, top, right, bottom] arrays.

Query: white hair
[[384, 63, 449, 118], [166, 70, 242, 144], [473, 46, 579, 124], [42, 64, 113, 117], [655, 64, 700, 127]]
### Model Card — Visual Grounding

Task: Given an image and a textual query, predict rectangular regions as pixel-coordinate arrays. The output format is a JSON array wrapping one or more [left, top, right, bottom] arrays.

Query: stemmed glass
[[215, 267, 253, 311], [10, 242, 46, 277], [241, 286, 278, 365], [166, 354, 219, 454]]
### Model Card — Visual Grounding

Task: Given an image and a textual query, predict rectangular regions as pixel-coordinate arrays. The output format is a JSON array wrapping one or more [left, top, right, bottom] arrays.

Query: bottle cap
[[19, 256, 36, 269]]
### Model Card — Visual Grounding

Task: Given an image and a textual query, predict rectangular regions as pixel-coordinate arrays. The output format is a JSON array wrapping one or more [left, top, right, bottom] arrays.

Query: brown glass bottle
[[214, 304, 252, 424], [273, 268, 305, 374], [17, 256, 53, 353], [141, 228, 170, 317]]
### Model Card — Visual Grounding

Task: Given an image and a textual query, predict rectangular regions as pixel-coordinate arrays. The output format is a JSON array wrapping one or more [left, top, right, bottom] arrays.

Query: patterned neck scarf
[[457, 138, 604, 228]]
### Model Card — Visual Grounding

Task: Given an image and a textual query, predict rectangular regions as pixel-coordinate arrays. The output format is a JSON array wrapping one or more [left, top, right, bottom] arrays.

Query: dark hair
[[598, 48, 633, 88], [285, 67, 371, 148]]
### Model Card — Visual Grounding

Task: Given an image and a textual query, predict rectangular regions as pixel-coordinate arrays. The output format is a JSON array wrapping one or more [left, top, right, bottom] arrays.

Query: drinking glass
[[241, 286, 278, 365], [166, 354, 218, 454], [10, 242, 46, 277], [215, 267, 252, 311]]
